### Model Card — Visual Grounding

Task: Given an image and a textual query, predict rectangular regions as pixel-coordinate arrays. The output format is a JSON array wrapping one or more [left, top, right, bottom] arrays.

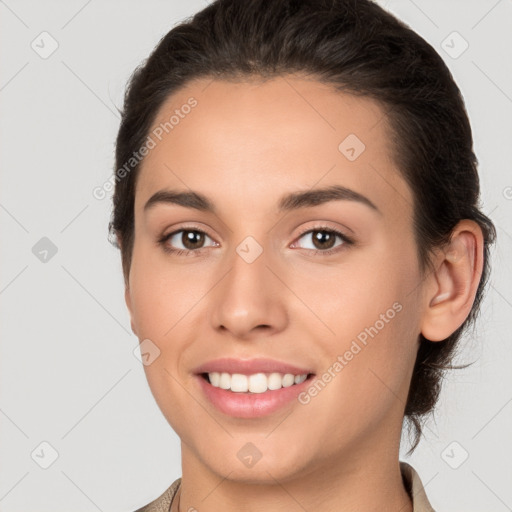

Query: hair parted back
[[109, 0, 497, 453]]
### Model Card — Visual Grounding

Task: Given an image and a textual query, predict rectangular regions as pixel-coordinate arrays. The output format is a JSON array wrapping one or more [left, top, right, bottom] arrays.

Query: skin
[[123, 75, 484, 512]]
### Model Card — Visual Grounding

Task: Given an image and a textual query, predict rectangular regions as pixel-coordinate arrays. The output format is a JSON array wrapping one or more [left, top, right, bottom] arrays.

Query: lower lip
[[195, 374, 315, 418]]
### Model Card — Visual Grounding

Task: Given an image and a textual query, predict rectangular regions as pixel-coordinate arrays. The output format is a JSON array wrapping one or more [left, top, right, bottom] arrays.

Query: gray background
[[0, 0, 511, 510]]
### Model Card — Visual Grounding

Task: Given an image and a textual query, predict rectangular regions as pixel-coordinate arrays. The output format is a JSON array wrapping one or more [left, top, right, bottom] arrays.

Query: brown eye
[[160, 228, 217, 255], [293, 227, 353, 255], [309, 230, 337, 250], [180, 230, 206, 250]]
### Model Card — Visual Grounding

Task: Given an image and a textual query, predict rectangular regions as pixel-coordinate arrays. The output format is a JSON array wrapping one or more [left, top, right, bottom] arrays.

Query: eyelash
[[158, 226, 355, 256], [157, 224, 355, 257]]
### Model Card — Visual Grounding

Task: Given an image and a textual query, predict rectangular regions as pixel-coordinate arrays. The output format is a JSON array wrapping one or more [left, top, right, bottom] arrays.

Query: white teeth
[[230, 374, 248, 392], [282, 373, 295, 387], [209, 372, 221, 387], [268, 372, 283, 390], [219, 372, 230, 390], [206, 371, 309, 393], [248, 373, 267, 393], [294, 374, 307, 384]]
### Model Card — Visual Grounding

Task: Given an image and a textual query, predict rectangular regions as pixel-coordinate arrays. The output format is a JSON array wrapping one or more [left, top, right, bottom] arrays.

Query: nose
[[209, 241, 289, 340]]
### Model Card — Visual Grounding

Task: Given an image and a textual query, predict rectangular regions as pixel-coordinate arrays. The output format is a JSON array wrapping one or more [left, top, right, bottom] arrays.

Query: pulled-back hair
[[109, 0, 497, 453]]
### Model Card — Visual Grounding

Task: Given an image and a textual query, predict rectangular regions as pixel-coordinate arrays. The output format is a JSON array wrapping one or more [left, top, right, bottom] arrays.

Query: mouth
[[199, 371, 315, 393], [195, 369, 316, 418]]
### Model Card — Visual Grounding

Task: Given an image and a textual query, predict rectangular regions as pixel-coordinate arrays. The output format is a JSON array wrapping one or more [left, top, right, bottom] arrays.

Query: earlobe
[[421, 220, 484, 342]]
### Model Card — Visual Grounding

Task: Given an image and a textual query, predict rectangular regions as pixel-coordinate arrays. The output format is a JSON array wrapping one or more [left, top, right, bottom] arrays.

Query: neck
[[176, 436, 413, 512]]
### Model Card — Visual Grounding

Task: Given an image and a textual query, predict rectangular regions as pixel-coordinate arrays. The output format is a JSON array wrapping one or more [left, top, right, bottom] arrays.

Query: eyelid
[[292, 222, 354, 243], [158, 221, 355, 255], [161, 222, 218, 241], [157, 223, 219, 256]]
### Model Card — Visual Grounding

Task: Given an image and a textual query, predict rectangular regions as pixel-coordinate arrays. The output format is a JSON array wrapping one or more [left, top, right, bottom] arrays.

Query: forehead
[[135, 75, 413, 220]]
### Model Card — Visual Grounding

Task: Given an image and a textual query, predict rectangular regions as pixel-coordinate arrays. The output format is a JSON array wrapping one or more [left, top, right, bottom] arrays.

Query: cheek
[[287, 234, 417, 341], [292, 241, 420, 411], [298, 300, 419, 450], [128, 243, 205, 336]]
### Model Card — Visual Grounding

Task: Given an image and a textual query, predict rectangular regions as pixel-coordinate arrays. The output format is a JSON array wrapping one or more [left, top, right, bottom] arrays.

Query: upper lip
[[193, 357, 315, 376]]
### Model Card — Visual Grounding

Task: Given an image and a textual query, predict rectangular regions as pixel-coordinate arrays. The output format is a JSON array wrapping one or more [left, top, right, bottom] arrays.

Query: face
[[125, 75, 426, 482]]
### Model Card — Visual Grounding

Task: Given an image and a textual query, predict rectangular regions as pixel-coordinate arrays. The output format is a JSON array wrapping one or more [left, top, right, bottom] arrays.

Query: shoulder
[[133, 478, 181, 512], [400, 461, 436, 512]]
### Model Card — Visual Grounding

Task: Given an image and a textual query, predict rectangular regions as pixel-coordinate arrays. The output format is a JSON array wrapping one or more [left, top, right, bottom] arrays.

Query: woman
[[109, 0, 497, 510]]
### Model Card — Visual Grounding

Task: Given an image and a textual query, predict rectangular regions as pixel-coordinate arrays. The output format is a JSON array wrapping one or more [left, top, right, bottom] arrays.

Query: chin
[[191, 436, 317, 484]]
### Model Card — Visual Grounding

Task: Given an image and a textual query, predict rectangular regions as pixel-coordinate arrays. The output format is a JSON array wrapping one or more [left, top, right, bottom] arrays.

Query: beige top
[[134, 461, 435, 512]]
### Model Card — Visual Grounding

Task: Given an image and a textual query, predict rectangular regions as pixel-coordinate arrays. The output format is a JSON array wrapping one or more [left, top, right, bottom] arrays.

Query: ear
[[420, 219, 484, 342]]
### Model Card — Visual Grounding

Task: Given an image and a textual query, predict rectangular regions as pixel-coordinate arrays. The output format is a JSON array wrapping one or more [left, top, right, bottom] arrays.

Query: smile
[[204, 371, 309, 393], [195, 372, 315, 418]]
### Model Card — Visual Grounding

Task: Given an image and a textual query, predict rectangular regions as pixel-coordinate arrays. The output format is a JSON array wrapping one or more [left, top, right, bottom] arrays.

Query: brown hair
[[109, 0, 497, 453]]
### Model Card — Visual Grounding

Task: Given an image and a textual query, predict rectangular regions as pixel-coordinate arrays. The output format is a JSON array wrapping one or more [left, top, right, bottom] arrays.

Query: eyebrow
[[143, 184, 381, 215]]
